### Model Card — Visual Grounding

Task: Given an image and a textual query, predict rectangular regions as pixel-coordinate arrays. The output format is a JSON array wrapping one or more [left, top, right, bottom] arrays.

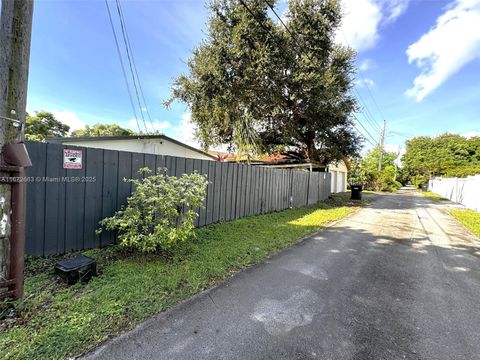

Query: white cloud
[[51, 110, 86, 132], [384, 0, 411, 23], [128, 118, 171, 134], [385, 143, 400, 153], [359, 58, 374, 71], [128, 113, 202, 148], [356, 77, 375, 87], [165, 112, 229, 152], [406, 0, 480, 101], [169, 112, 201, 148], [338, 0, 410, 52], [462, 130, 480, 138]]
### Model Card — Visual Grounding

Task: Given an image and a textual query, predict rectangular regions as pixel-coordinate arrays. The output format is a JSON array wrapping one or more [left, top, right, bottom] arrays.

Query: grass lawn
[[450, 209, 480, 238], [0, 195, 362, 360], [420, 191, 449, 202]]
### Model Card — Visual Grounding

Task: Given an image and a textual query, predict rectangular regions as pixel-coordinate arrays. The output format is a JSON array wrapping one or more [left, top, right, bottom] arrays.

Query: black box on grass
[[54, 255, 97, 285]]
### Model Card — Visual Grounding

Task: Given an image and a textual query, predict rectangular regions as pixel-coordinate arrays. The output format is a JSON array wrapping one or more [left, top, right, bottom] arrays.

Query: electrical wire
[[114, 0, 149, 134], [115, 0, 155, 133], [353, 123, 377, 147], [354, 115, 379, 146], [340, 30, 384, 134], [104, 0, 142, 134]]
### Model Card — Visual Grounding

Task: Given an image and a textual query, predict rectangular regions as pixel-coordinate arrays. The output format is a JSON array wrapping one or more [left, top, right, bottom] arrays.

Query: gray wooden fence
[[25, 142, 331, 256]]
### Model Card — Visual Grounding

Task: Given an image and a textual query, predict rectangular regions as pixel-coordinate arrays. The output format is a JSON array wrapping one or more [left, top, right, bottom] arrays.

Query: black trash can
[[419, 183, 428, 192], [350, 184, 362, 200]]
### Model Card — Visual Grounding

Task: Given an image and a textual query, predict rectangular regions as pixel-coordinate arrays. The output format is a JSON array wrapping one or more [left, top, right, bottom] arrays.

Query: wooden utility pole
[[0, 0, 34, 298], [378, 120, 386, 171]]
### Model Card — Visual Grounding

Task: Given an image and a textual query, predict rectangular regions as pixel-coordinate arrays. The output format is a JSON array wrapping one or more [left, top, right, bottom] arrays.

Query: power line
[[114, 0, 155, 133], [353, 87, 382, 133], [356, 62, 387, 122], [104, 0, 142, 134], [239, 0, 278, 41], [114, 0, 149, 134], [352, 122, 376, 147], [265, 0, 293, 37], [354, 115, 379, 146], [340, 31, 384, 134]]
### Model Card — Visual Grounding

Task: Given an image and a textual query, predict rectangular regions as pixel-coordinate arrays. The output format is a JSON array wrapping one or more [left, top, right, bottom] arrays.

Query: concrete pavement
[[82, 191, 480, 360]]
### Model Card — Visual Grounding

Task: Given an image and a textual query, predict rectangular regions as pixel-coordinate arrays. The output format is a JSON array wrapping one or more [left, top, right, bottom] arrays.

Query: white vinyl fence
[[429, 175, 480, 212]]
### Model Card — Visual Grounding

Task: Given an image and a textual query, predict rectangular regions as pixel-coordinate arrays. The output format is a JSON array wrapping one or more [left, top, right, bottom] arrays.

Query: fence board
[[193, 159, 203, 227], [206, 161, 215, 224], [101, 150, 118, 246], [117, 151, 132, 212], [212, 162, 221, 223], [43, 143, 63, 255], [25, 142, 47, 256], [84, 148, 104, 250], [225, 163, 233, 221], [231, 164, 239, 220], [144, 154, 156, 174], [155, 155, 165, 174], [64, 147, 86, 253], [198, 160, 209, 227]]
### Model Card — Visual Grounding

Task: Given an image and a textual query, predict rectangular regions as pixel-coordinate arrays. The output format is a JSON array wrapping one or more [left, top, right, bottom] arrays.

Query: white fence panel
[[429, 175, 480, 212]]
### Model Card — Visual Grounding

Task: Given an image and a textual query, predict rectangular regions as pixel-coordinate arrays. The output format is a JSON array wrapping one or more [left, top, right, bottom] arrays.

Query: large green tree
[[168, 0, 360, 164], [402, 133, 480, 183], [25, 111, 70, 141], [71, 123, 136, 137]]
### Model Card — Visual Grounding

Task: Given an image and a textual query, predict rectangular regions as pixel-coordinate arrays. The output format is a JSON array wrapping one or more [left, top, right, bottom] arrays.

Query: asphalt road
[[82, 191, 480, 360]]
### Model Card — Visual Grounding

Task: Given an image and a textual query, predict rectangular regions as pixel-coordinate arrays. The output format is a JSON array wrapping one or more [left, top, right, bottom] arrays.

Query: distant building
[[208, 151, 350, 193], [47, 134, 216, 161]]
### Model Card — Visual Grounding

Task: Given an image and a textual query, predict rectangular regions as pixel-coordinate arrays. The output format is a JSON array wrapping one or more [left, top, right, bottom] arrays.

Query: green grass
[[420, 191, 449, 202], [0, 198, 359, 360], [450, 209, 480, 238]]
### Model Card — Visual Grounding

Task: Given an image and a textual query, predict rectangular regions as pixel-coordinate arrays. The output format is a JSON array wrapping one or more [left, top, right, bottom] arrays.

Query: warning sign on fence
[[63, 149, 82, 169]]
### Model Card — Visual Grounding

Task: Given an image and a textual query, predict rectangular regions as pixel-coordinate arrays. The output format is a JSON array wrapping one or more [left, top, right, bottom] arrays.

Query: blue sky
[[25, 0, 480, 154]]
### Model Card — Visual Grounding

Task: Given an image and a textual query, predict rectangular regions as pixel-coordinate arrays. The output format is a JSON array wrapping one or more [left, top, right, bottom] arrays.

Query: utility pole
[[378, 120, 386, 171], [0, 0, 34, 299]]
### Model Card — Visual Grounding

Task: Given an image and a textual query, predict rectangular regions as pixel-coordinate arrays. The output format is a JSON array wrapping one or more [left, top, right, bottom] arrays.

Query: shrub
[[98, 168, 208, 253]]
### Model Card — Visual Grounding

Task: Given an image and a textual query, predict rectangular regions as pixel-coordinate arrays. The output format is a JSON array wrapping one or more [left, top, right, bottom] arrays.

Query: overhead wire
[[354, 115, 379, 146], [115, 0, 156, 133], [339, 32, 383, 136], [114, 0, 149, 134], [353, 123, 377, 147], [104, 0, 142, 134]]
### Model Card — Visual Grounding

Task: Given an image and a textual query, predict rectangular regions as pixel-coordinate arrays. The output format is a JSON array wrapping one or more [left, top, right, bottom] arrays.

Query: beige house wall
[[60, 138, 213, 161], [328, 160, 349, 193]]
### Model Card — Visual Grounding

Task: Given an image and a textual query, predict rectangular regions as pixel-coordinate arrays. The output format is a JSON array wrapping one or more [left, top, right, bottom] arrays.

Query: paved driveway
[[83, 191, 480, 360]]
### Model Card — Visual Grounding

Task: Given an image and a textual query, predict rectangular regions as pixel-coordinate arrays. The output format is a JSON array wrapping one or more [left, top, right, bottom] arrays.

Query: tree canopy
[[168, 0, 360, 164], [71, 123, 136, 137], [25, 111, 70, 141], [402, 133, 480, 183]]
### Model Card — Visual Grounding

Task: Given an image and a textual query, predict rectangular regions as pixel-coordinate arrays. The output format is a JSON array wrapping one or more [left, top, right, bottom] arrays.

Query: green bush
[[98, 168, 208, 253], [411, 175, 428, 188]]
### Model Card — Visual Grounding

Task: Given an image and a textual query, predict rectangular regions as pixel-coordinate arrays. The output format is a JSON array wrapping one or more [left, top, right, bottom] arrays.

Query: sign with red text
[[63, 149, 82, 169]]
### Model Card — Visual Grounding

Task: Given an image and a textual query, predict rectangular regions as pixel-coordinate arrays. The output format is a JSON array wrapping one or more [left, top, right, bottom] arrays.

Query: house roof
[[208, 150, 350, 170], [46, 134, 216, 159]]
